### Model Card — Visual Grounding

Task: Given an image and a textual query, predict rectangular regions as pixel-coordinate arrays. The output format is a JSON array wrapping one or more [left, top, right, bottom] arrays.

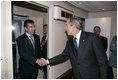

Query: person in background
[[109, 35, 117, 79], [16, 19, 43, 79], [93, 26, 113, 78], [39, 17, 108, 79], [41, 24, 48, 78], [93, 26, 108, 52], [41, 24, 48, 59]]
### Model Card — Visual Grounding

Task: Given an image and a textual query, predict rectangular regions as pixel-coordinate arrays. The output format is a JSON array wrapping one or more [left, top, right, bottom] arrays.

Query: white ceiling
[[65, 1, 117, 12]]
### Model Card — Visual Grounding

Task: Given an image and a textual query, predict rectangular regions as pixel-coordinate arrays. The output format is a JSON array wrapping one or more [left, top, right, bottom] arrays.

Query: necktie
[[73, 37, 78, 50], [30, 35, 35, 49]]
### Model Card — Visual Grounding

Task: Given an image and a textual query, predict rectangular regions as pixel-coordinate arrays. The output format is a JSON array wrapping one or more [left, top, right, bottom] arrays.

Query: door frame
[[1, 1, 13, 79]]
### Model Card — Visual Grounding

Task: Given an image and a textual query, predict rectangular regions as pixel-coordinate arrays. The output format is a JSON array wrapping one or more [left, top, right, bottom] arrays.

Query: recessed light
[[79, 2, 82, 4], [102, 9, 105, 10]]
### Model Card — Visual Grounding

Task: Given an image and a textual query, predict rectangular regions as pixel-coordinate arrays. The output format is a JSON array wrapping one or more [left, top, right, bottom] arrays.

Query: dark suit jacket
[[99, 36, 108, 52], [49, 31, 108, 79], [16, 33, 42, 78], [41, 35, 47, 59]]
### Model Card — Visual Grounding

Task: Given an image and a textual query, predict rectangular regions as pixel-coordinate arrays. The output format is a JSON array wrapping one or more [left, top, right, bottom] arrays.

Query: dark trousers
[[43, 66, 47, 79], [107, 66, 113, 79]]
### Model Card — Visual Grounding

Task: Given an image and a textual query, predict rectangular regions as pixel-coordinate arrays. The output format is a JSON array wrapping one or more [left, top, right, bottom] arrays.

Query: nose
[[65, 25, 67, 30]]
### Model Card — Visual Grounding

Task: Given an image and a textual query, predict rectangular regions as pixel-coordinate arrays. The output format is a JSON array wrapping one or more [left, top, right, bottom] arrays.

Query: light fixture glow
[[79, 2, 82, 4], [11, 26, 15, 30]]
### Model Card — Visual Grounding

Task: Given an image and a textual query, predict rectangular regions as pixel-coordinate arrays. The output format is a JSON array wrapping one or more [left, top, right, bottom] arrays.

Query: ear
[[24, 27, 27, 31]]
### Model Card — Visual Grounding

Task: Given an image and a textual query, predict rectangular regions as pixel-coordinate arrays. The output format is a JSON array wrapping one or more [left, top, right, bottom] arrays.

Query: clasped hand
[[36, 58, 48, 66]]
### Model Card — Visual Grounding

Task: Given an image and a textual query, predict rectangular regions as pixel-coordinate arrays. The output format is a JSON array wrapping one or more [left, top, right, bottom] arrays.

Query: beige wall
[[88, 11, 117, 40]]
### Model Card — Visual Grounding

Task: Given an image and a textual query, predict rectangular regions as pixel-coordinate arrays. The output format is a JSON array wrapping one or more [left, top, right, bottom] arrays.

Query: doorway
[[11, 1, 49, 79]]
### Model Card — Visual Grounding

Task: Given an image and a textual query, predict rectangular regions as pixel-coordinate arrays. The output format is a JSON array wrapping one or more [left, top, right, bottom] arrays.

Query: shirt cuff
[[47, 60, 49, 65]]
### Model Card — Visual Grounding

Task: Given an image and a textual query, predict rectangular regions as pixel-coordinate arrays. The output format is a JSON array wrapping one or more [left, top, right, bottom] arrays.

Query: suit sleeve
[[49, 41, 70, 66], [17, 38, 37, 65], [104, 38, 108, 52], [110, 36, 117, 51], [92, 34, 108, 79], [37, 36, 43, 58]]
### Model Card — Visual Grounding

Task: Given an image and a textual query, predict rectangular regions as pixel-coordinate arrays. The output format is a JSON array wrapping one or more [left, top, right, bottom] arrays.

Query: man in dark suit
[[39, 17, 108, 79], [41, 24, 48, 78], [93, 26, 113, 78], [93, 26, 108, 52], [41, 24, 47, 59], [16, 19, 43, 79]]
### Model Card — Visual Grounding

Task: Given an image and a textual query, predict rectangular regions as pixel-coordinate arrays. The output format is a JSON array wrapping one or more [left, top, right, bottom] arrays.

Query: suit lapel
[[78, 31, 87, 57], [68, 31, 87, 64], [67, 32, 88, 65], [68, 36, 78, 57], [33, 35, 37, 50], [23, 33, 35, 51]]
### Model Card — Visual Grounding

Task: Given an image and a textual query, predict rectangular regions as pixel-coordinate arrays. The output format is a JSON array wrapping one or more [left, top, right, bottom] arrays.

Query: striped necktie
[[30, 35, 35, 49]]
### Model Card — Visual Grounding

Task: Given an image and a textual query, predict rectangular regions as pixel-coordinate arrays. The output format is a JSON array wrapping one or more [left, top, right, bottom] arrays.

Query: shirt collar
[[75, 30, 82, 40], [26, 32, 33, 38]]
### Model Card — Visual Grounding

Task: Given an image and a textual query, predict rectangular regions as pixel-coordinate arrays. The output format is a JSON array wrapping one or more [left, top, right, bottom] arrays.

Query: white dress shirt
[[26, 32, 34, 40], [74, 30, 82, 48], [26, 32, 35, 48]]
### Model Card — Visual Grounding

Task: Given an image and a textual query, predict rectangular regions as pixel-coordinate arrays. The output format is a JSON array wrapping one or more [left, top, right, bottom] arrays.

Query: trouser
[[43, 66, 47, 79], [107, 66, 113, 79]]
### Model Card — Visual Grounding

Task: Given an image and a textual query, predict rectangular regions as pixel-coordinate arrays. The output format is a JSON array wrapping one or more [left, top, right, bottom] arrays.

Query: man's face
[[66, 19, 74, 35], [43, 26, 47, 34], [94, 27, 101, 35], [25, 23, 35, 35]]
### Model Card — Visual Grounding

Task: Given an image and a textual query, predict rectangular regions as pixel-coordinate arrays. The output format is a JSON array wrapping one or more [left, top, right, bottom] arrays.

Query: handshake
[[36, 58, 48, 66]]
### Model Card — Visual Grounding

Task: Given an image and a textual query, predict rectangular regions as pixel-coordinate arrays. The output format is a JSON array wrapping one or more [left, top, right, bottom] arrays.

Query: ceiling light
[[102, 9, 105, 10], [79, 2, 82, 4]]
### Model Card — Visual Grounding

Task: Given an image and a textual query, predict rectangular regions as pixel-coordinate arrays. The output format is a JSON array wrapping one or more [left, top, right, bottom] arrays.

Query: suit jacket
[[16, 33, 42, 78], [49, 31, 108, 79], [99, 36, 108, 52], [41, 35, 47, 59], [109, 36, 117, 67]]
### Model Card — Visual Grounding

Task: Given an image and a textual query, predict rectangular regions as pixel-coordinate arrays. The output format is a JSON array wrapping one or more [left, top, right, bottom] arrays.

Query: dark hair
[[43, 24, 47, 27], [93, 26, 101, 31], [24, 19, 34, 27]]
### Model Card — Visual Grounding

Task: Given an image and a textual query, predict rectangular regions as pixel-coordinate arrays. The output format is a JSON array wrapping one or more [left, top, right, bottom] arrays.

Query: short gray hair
[[69, 17, 82, 30]]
